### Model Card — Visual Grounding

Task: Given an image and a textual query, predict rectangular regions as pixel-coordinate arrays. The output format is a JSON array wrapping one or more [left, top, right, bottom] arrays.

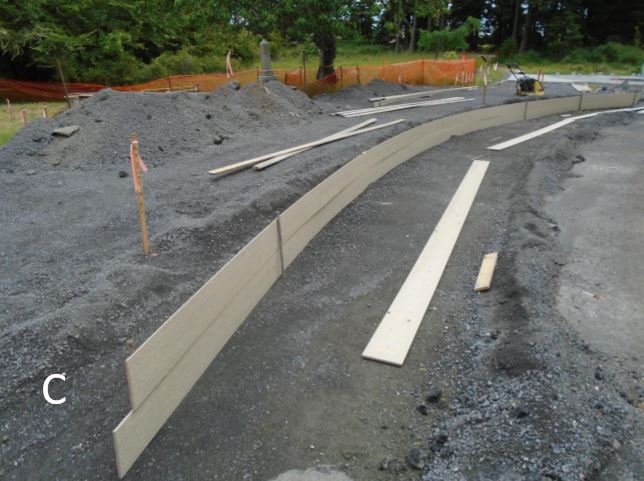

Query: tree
[[258, 0, 349, 79], [418, 16, 480, 57]]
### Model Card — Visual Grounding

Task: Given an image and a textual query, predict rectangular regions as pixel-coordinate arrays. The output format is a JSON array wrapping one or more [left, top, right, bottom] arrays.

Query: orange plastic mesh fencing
[[291, 59, 477, 96], [0, 78, 105, 102], [0, 59, 476, 102]]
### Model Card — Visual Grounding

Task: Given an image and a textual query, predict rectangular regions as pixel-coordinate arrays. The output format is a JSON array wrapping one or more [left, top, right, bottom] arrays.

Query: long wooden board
[[370, 86, 479, 107], [125, 220, 280, 410], [525, 96, 580, 120], [487, 116, 579, 150], [253, 118, 377, 171], [208, 119, 407, 175], [474, 252, 498, 292], [488, 104, 644, 151], [339, 98, 472, 118], [362, 160, 490, 366], [580, 92, 637, 111], [113, 249, 282, 478]]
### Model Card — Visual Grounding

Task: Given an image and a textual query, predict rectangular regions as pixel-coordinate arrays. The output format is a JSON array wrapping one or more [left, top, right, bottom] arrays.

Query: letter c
[[43, 373, 66, 405]]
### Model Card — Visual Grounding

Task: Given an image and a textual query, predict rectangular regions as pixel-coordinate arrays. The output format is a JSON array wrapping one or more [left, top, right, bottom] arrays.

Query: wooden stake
[[130, 133, 150, 256], [5, 98, 11, 117], [55, 58, 72, 109], [20, 108, 27, 125], [42, 105, 48, 119]]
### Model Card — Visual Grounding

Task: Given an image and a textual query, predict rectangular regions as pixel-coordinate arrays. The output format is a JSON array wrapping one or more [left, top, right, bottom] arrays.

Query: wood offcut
[[474, 252, 498, 292]]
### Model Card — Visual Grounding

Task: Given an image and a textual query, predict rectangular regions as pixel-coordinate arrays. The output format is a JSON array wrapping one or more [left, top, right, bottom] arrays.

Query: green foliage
[[545, 8, 583, 53], [562, 42, 644, 66], [417, 16, 479, 56], [0, 1, 642, 84], [418, 29, 467, 55], [499, 38, 517, 60]]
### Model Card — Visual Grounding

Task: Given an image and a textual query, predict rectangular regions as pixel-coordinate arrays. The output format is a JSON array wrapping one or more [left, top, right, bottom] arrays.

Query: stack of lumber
[[369, 86, 479, 107], [208, 118, 407, 175], [334, 97, 472, 118]]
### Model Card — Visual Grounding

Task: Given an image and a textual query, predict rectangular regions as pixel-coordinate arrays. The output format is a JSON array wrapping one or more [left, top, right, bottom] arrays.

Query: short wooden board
[[362, 160, 490, 366], [474, 252, 498, 292]]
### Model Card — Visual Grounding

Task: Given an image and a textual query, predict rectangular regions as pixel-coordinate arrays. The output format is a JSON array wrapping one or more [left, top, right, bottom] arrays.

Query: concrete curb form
[[112, 91, 640, 478]]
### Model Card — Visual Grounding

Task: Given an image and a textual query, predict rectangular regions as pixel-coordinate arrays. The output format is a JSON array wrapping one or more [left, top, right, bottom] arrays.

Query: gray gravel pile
[[0, 80, 320, 172]]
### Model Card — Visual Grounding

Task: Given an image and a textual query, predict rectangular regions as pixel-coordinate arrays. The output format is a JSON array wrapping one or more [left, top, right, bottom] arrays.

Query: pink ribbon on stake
[[129, 139, 148, 193]]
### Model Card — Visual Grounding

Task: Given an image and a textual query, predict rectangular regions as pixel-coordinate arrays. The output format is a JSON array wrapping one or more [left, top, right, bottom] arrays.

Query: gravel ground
[[0, 80, 641, 481]]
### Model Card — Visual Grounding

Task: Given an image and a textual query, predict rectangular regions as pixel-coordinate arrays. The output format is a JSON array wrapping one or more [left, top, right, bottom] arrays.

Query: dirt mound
[[0, 81, 321, 172], [318, 79, 414, 103]]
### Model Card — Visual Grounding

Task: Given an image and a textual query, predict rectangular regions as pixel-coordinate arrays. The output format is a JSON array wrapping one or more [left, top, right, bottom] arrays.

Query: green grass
[[0, 101, 66, 146]]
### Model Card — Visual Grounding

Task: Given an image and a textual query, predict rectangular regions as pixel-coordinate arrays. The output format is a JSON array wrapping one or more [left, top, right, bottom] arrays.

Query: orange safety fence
[[0, 59, 476, 102]]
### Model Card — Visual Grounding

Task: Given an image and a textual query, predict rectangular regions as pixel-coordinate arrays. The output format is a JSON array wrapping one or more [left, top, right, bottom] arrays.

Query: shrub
[[418, 29, 467, 57], [499, 38, 517, 61], [563, 42, 644, 67]]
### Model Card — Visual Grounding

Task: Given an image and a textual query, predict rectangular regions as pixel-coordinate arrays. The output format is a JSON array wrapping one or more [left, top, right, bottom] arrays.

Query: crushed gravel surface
[[0, 79, 641, 481]]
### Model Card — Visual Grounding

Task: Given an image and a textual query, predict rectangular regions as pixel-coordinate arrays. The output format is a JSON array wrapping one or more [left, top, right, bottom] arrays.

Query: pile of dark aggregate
[[0, 79, 321, 172]]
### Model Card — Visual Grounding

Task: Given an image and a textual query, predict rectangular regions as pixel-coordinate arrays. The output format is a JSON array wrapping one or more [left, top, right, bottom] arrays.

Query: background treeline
[[0, 0, 643, 84]]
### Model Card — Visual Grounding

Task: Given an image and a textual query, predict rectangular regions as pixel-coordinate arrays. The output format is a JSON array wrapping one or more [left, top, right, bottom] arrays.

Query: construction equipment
[[507, 63, 544, 96]]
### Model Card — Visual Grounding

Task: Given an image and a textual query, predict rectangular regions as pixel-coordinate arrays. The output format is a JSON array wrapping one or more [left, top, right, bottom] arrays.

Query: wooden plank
[[280, 132, 438, 268], [362, 160, 490, 366], [488, 105, 644, 151], [580, 92, 635, 111], [487, 116, 578, 150], [278, 121, 431, 245], [125, 220, 280, 410], [370, 86, 479, 107], [113, 249, 282, 478], [253, 118, 377, 171], [444, 102, 525, 136], [525, 96, 580, 120], [474, 252, 498, 292], [337, 97, 472, 118], [336, 96, 467, 115], [208, 119, 407, 175]]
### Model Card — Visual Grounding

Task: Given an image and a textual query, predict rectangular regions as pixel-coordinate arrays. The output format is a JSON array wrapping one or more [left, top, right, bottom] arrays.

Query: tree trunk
[[512, 0, 520, 43], [408, 15, 418, 52], [519, 2, 531, 53], [394, 4, 400, 54], [313, 31, 336, 80]]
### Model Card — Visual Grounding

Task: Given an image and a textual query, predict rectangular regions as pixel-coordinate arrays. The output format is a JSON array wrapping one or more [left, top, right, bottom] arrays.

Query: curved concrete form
[[113, 91, 640, 478]]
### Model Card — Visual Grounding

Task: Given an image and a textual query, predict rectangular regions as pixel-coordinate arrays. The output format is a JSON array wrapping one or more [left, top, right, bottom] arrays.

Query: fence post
[[421, 60, 425, 85], [20, 108, 27, 125], [339, 66, 343, 89], [357, 65, 361, 85]]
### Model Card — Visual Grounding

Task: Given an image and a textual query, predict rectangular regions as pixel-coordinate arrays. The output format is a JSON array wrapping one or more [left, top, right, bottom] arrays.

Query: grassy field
[[0, 101, 67, 145]]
